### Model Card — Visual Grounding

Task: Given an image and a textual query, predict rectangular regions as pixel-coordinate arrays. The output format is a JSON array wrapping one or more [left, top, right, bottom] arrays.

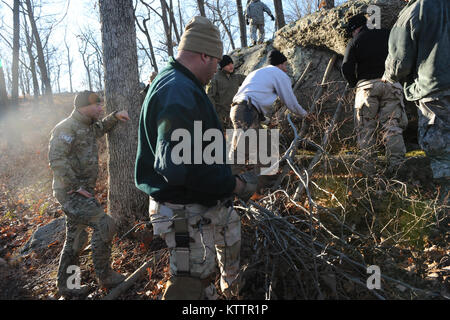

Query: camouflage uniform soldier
[[48, 91, 130, 297], [206, 55, 246, 129], [341, 14, 408, 174], [245, 0, 274, 46], [383, 0, 450, 205], [135, 17, 256, 300]]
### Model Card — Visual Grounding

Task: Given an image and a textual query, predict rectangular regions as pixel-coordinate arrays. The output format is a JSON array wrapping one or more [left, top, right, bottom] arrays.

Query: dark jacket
[[135, 57, 236, 207], [383, 0, 450, 101], [341, 26, 390, 88]]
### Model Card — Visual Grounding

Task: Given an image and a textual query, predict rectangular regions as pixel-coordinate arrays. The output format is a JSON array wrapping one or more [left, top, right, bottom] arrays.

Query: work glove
[[246, 19, 249, 25], [271, 15, 275, 21], [235, 171, 258, 202]]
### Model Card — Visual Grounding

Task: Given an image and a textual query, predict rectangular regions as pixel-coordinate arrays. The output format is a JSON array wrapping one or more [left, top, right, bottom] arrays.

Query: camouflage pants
[[229, 101, 279, 177], [354, 80, 408, 168], [416, 93, 450, 179], [56, 193, 116, 290], [230, 101, 261, 175], [149, 198, 241, 299], [250, 21, 265, 45]]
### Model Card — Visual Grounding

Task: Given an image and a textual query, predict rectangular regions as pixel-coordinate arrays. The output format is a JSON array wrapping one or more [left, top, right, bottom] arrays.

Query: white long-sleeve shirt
[[233, 65, 308, 118]]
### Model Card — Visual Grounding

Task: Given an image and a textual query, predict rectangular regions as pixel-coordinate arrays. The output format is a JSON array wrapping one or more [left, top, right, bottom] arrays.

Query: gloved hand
[[271, 15, 275, 21], [235, 171, 258, 202], [246, 19, 249, 25]]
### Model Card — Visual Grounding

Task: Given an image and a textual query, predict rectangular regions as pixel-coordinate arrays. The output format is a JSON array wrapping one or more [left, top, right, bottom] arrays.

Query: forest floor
[[0, 94, 448, 300]]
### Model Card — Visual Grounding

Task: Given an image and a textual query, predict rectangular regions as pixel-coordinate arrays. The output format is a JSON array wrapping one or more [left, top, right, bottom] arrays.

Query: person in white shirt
[[233, 51, 308, 119], [229, 49, 309, 189]]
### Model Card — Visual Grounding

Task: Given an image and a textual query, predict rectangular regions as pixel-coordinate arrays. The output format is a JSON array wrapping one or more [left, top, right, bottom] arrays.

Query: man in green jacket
[[383, 0, 450, 205], [135, 16, 256, 300], [206, 55, 246, 129]]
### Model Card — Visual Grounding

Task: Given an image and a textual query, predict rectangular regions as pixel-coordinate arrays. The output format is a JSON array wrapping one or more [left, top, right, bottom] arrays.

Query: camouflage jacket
[[48, 109, 118, 200], [383, 0, 450, 101], [206, 70, 246, 112], [245, 0, 273, 25]]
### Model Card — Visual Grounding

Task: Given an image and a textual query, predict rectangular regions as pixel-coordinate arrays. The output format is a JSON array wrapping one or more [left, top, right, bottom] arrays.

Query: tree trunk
[[236, 0, 247, 48], [160, 0, 174, 57], [99, 0, 148, 232], [25, 0, 53, 105], [273, 0, 285, 30], [11, 0, 20, 104], [0, 61, 8, 114], [165, 0, 180, 43], [64, 34, 73, 93], [23, 12, 40, 99], [197, 0, 206, 17]]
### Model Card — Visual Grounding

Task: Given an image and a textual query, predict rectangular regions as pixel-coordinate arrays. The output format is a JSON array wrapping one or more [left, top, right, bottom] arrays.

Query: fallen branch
[[103, 250, 161, 300]]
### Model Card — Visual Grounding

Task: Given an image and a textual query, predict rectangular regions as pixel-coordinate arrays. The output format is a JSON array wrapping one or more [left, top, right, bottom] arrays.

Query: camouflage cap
[[74, 90, 102, 108]]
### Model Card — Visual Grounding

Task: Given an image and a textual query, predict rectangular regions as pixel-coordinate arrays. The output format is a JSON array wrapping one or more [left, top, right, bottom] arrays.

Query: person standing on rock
[[48, 90, 130, 297], [245, 0, 275, 46], [341, 13, 408, 175], [206, 55, 246, 129], [383, 0, 450, 205], [230, 49, 309, 190], [135, 16, 256, 300]]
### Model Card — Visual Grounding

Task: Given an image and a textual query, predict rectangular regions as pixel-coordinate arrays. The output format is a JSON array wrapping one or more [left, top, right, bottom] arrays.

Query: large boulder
[[228, 0, 418, 150], [20, 217, 66, 256], [274, 0, 406, 56]]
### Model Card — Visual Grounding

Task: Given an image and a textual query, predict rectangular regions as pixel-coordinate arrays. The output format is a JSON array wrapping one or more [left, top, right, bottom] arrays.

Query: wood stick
[[102, 251, 159, 300], [293, 83, 348, 200]]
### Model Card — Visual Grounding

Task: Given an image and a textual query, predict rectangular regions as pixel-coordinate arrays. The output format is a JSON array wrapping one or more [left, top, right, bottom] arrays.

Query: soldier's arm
[[263, 4, 274, 19], [48, 127, 79, 191], [206, 78, 217, 106], [341, 39, 358, 88], [383, 9, 420, 84], [92, 110, 129, 138], [274, 72, 308, 117], [92, 112, 119, 138]]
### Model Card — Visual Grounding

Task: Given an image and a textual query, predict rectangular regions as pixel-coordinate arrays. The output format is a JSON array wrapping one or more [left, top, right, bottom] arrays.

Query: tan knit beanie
[[178, 16, 223, 59]]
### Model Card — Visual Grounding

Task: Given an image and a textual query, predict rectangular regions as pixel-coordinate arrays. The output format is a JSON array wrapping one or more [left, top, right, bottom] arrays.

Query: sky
[[0, 0, 346, 95]]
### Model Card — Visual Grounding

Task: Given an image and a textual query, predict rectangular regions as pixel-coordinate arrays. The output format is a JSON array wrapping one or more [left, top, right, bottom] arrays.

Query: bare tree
[[99, 0, 148, 231], [273, 0, 286, 30], [135, 6, 159, 73], [0, 59, 8, 112], [207, 0, 236, 50], [24, 0, 53, 105], [22, 10, 40, 99], [64, 29, 73, 93], [139, 0, 175, 57], [197, 0, 206, 17], [77, 34, 93, 91], [11, 0, 20, 104], [236, 0, 247, 47]]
